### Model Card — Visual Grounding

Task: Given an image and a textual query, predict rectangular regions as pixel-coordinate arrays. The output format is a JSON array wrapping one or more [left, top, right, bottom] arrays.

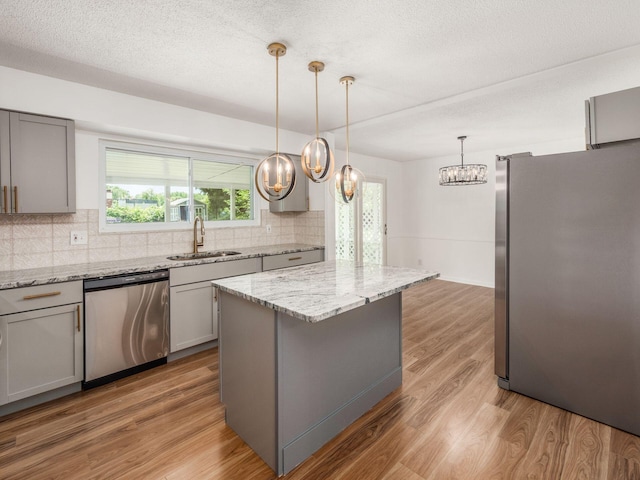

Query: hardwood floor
[[1, 279, 639, 479]]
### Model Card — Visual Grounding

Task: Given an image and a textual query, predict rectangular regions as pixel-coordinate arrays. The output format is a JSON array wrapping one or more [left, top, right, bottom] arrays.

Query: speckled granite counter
[[0, 244, 323, 290], [213, 260, 439, 322]]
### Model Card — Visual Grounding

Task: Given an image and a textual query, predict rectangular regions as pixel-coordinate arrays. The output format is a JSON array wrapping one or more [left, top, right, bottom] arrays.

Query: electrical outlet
[[417, 258, 423, 266], [266, 224, 272, 234], [70, 230, 88, 245]]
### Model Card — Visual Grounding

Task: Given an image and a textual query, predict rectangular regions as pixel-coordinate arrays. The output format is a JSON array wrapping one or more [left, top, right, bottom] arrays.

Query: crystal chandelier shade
[[438, 136, 487, 186], [255, 42, 296, 202]]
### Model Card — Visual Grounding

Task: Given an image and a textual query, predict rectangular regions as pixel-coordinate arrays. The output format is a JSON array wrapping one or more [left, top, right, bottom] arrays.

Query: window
[[100, 140, 259, 232]]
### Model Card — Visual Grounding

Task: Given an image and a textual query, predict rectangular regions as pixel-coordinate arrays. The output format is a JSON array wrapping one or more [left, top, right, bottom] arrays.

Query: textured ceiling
[[2, 0, 640, 160]]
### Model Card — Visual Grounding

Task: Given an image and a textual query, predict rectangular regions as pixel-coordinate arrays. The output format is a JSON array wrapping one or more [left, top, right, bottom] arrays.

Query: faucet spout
[[193, 216, 205, 253]]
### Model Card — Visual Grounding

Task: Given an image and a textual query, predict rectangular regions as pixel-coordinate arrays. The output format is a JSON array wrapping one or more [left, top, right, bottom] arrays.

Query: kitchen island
[[213, 260, 439, 476]]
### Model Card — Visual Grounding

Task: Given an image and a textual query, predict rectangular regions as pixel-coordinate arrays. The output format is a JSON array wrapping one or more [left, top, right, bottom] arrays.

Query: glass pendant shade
[[331, 163, 365, 205], [302, 137, 334, 182], [332, 76, 363, 205], [255, 152, 296, 201], [302, 61, 334, 183], [256, 42, 296, 202], [439, 136, 487, 186]]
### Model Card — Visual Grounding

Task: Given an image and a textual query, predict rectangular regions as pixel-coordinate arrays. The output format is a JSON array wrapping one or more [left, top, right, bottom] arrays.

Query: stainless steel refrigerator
[[494, 141, 640, 437]]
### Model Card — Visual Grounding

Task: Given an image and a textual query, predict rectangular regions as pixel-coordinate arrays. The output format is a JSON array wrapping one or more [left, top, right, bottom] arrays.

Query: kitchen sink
[[167, 250, 242, 261]]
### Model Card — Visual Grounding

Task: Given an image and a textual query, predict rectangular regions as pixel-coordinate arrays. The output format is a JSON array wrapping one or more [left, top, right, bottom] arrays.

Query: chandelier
[[332, 76, 364, 205], [301, 61, 334, 182], [255, 42, 296, 201], [439, 136, 487, 186]]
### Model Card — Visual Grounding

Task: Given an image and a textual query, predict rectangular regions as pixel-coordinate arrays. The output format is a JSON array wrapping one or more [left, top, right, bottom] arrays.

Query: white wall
[[398, 138, 585, 287]]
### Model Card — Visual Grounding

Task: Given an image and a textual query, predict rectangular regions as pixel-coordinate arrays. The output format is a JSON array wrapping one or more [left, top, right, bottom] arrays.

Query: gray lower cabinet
[[0, 281, 83, 406], [0, 109, 76, 214], [169, 258, 261, 353], [170, 280, 218, 352]]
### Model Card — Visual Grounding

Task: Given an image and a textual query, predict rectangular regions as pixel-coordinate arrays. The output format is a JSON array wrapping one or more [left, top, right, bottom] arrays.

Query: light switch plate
[[70, 230, 88, 245]]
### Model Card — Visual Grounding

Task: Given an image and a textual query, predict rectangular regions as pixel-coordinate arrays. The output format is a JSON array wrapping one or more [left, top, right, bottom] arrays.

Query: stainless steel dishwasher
[[83, 270, 169, 389]]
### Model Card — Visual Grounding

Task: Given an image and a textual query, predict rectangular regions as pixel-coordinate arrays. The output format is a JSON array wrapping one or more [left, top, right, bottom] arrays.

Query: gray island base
[[213, 261, 439, 476]]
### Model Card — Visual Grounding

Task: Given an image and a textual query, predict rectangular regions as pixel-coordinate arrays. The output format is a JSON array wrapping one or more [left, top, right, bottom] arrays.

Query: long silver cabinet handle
[[288, 256, 302, 261], [76, 305, 81, 332], [23, 291, 62, 300]]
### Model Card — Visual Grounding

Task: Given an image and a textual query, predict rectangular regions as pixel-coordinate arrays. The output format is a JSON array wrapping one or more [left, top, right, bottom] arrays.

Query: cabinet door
[[170, 281, 217, 353], [9, 112, 75, 214], [0, 303, 83, 405]]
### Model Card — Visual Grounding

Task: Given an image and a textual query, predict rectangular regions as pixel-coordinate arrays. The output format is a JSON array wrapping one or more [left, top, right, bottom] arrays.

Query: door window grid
[[335, 180, 386, 265]]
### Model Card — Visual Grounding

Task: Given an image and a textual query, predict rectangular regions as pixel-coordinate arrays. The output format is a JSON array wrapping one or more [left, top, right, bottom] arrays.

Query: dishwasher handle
[[84, 270, 169, 291]]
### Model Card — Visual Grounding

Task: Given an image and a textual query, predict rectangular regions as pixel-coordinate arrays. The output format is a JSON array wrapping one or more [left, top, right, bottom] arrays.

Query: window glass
[[192, 159, 253, 221], [101, 142, 257, 231], [105, 148, 189, 225]]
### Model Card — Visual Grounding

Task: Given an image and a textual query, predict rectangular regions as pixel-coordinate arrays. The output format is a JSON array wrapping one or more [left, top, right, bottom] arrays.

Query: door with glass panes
[[335, 178, 386, 265]]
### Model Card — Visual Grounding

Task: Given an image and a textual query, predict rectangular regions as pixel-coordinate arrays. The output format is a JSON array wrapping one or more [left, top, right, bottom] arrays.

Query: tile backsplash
[[0, 209, 324, 271]]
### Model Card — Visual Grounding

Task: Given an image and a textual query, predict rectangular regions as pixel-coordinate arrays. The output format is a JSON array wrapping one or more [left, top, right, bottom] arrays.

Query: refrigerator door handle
[[494, 155, 510, 384]]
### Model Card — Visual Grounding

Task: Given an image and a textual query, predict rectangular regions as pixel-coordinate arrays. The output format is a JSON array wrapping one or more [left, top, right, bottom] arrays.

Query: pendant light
[[255, 42, 296, 202], [438, 136, 487, 186], [301, 61, 334, 182], [332, 76, 364, 205]]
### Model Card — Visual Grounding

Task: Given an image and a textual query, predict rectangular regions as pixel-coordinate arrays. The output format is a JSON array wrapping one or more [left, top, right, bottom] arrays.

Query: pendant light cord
[[314, 68, 320, 139], [460, 136, 464, 167], [345, 80, 350, 166], [275, 51, 280, 156]]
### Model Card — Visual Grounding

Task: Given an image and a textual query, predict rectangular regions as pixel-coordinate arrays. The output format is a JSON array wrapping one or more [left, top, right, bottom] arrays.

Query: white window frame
[[99, 139, 261, 233]]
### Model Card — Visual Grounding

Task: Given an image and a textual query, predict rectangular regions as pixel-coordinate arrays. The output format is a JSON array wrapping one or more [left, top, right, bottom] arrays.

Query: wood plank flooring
[[1, 279, 639, 479]]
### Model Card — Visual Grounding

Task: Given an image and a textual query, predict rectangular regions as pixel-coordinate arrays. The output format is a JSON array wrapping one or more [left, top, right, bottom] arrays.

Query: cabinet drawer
[[170, 257, 261, 286], [0, 281, 83, 315], [262, 250, 324, 271]]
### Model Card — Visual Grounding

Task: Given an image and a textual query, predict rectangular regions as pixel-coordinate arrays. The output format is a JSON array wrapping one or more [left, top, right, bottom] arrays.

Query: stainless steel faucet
[[193, 216, 205, 253]]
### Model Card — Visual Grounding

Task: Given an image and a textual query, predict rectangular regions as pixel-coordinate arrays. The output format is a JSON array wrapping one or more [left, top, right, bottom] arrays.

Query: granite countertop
[[0, 244, 324, 290], [212, 260, 440, 323]]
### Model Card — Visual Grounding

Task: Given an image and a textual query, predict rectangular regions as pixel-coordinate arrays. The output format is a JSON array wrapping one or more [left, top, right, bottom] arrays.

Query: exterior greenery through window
[[103, 144, 255, 228]]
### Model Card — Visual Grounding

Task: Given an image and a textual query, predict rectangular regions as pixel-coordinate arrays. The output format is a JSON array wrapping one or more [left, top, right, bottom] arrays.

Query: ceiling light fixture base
[[308, 61, 325, 72], [267, 42, 287, 57], [340, 76, 355, 86]]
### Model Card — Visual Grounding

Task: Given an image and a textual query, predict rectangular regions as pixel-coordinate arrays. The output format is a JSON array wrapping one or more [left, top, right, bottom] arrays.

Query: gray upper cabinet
[[0, 110, 76, 214], [269, 154, 309, 213]]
